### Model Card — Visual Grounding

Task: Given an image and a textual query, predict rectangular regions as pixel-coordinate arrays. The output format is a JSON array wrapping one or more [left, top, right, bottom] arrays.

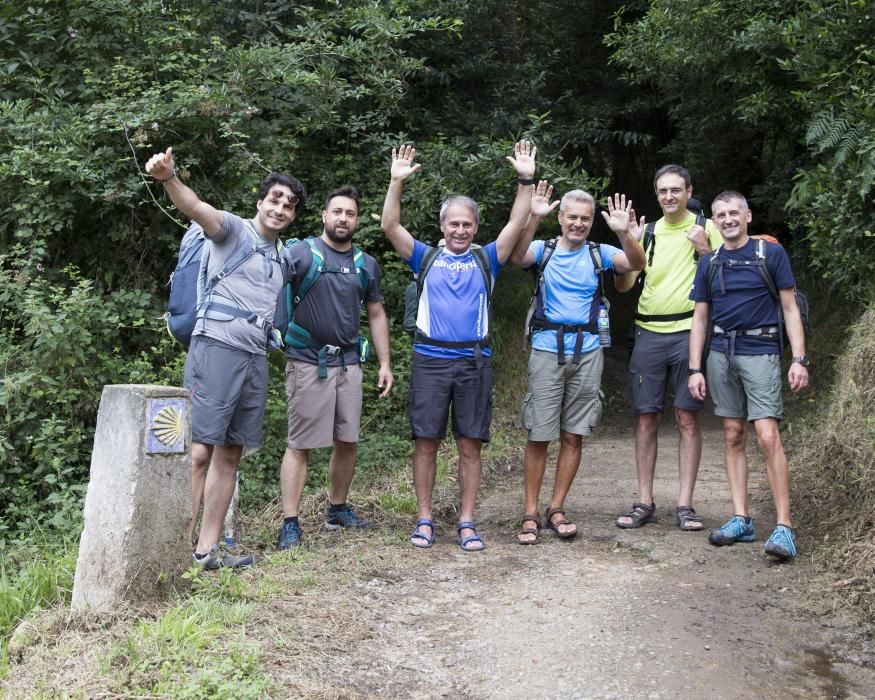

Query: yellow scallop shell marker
[[151, 406, 183, 446]]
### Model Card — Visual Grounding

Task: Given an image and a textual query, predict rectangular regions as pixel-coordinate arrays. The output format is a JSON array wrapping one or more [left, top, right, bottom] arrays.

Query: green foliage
[[103, 597, 272, 697], [0, 536, 76, 642]]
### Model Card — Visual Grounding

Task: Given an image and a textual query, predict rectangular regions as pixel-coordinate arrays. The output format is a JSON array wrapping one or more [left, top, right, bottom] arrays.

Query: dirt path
[[308, 418, 875, 699]]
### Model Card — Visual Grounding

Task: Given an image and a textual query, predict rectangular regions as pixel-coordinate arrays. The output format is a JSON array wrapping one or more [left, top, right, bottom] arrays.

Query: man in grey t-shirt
[[277, 186, 393, 550], [146, 147, 306, 569]]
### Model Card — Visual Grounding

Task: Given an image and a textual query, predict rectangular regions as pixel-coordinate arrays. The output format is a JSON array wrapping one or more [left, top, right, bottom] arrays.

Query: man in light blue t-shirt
[[381, 140, 537, 552], [510, 185, 645, 543]]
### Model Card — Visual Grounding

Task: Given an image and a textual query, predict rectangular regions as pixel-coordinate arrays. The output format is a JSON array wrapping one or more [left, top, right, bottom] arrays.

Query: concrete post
[[72, 384, 191, 611]]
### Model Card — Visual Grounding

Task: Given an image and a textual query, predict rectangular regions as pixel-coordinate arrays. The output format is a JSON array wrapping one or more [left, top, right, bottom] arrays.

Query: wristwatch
[[792, 356, 810, 367], [688, 368, 703, 376]]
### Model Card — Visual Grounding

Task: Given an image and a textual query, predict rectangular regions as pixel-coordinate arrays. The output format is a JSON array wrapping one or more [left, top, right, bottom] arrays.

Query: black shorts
[[408, 353, 493, 442], [628, 327, 703, 414]]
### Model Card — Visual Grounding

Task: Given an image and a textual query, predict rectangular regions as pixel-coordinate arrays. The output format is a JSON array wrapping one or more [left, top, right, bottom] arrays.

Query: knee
[[675, 410, 700, 436], [755, 426, 782, 455], [636, 413, 660, 437], [723, 423, 746, 450], [191, 443, 212, 471], [559, 432, 582, 450]]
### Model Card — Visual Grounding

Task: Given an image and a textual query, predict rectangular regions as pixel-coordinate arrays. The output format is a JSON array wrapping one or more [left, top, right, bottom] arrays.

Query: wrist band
[[517, 177, 535, 186], [688, 368, 702, 376], [158, 171, 177, 184]]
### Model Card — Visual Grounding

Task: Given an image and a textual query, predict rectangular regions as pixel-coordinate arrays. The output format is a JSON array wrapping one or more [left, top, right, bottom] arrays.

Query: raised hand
[[601, 193, 633, 235], [145, 146, 176, 182], [531, 180, 559, 218], [628, 206, 646, 242], [390, 144, 422, 182], [506, 139, 537, 179]]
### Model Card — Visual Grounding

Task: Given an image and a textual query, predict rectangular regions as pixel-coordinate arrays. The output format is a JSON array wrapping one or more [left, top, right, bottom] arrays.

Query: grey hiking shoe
[[325, 504, 371, 531], [193, 544, 254, 570]]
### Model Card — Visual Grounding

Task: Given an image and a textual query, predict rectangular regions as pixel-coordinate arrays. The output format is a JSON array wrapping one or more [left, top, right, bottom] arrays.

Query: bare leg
[[194, 443, 243, 555], [520, 440, 549, 543], [280, 447, 309, 518], [327, 440, 358, 505], [456, 436, 484, 550], [723, 418, 749, 516], [411, 438, 440, 542], [190, 441, 213, 546], [547, 431, 582, 536], [753, 418, 792, 527], [676, 408, 702, 507], [616, 412, 660, 526]]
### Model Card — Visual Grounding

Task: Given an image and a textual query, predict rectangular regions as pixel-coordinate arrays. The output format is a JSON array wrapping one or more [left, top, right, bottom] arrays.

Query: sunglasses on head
[[269, 189, 299, 205]]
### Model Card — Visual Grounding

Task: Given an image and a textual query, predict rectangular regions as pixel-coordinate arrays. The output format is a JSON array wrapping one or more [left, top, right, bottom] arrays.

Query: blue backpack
[[273, 237, 370, 376], [164, 220, 281, 346]]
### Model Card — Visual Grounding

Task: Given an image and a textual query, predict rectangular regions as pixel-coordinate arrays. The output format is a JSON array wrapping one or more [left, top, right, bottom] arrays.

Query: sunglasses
[[268, 189, 299, 205]]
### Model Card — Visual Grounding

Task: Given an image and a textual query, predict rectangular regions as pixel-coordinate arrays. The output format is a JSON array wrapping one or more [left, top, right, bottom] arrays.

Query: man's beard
[[324, 223, 354, 243]]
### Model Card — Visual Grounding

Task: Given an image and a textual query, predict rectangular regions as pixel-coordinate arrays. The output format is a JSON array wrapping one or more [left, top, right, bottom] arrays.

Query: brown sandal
[[545, 507, 577, 539], [517, 513, 541, 545]]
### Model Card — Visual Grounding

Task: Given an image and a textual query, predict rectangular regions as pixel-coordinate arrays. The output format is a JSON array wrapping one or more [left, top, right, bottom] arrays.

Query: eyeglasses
[[269, 189, 299, 205]]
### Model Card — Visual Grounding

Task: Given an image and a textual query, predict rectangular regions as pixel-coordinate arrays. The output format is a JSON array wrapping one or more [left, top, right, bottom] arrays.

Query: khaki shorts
[[521, 348, 604, 441], [285, 360, 363, 449], [706, 351, 784, 422]]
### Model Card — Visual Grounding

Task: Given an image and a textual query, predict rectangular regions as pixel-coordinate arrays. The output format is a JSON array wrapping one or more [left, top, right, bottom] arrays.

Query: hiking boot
[[325, 504, 371, 531], [708, 515, 755, 546], [277, 520, 303, 550], [193, 544, 254, 570], [764, 525, 797, 560]]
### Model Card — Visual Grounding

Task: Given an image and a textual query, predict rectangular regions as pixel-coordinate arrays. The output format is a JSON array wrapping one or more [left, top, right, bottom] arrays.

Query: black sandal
[[517, 513, 541, 545], [544, 507, 577, 539], [616, 502, 657, 529], [675, 506, 704, 531]]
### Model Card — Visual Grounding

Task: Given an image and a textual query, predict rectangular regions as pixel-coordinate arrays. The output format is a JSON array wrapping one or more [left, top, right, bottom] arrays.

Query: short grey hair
[[712, 190, 749, 210], [439, 195, 480, 226], [559, 189, 595, 213]]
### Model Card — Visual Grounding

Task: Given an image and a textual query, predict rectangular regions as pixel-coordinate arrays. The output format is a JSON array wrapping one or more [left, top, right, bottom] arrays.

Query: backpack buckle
[[324, 344, 342, 356]]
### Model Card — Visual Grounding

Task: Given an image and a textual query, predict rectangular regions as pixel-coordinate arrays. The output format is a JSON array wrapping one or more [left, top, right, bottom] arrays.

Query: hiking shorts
[[285, 360, 363, 449], [408, 353, 493, 442], [706, 351, 784, 422], [521, 348, 604, 441], [628, 327, 703, 414], [184, 335, 269, 448]]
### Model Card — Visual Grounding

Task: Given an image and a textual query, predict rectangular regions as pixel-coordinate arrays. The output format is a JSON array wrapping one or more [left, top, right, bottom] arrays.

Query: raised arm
[[510, 180, 559, 267], [601, 193, 646, 274], [781, 288, 809, 393], [494, 140, 537, 264], [144, 147, 223, 237], [380, 145, 421, 260], [614, 205, 646, 292]]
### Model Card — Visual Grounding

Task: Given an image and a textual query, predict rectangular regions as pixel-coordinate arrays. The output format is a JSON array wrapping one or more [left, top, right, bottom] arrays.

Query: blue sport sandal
[[709, 515, 755, 546], [455, 521, 485, 552], [764, 524, 797, 559]]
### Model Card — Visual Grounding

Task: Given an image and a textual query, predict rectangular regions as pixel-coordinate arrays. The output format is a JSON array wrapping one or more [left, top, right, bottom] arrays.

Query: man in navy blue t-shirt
[[381, 141, 537, 552], [688, 191, 809, 560]]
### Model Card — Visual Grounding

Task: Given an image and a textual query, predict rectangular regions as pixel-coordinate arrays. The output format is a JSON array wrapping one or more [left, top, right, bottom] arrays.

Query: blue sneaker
[[325, 504, 371, 530], [277, 520, 303, 550], [764, 525, 797, 559], [709, 515, 756, 546]]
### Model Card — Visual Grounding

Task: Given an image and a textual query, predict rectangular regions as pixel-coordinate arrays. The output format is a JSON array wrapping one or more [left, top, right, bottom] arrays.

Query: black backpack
[[402, 243, 493, 350], [705, 237, 809, 351], [524, 238, 607, 365]]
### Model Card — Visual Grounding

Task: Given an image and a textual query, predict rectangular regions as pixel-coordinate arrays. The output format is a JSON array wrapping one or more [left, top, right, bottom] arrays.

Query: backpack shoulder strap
[[705, 244, 724, 301], [352, 246, 370, 297], [587, 240, 606, 299], [753, 238, 779, 299], [471, 246, 493, 298], [643, 222, 656, 267], [203, 222, 260, 295], [294, 237, 324, 303]]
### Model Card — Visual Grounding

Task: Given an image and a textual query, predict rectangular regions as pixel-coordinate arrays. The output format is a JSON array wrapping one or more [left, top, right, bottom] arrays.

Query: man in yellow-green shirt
[[615, 165, 722, 532]]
